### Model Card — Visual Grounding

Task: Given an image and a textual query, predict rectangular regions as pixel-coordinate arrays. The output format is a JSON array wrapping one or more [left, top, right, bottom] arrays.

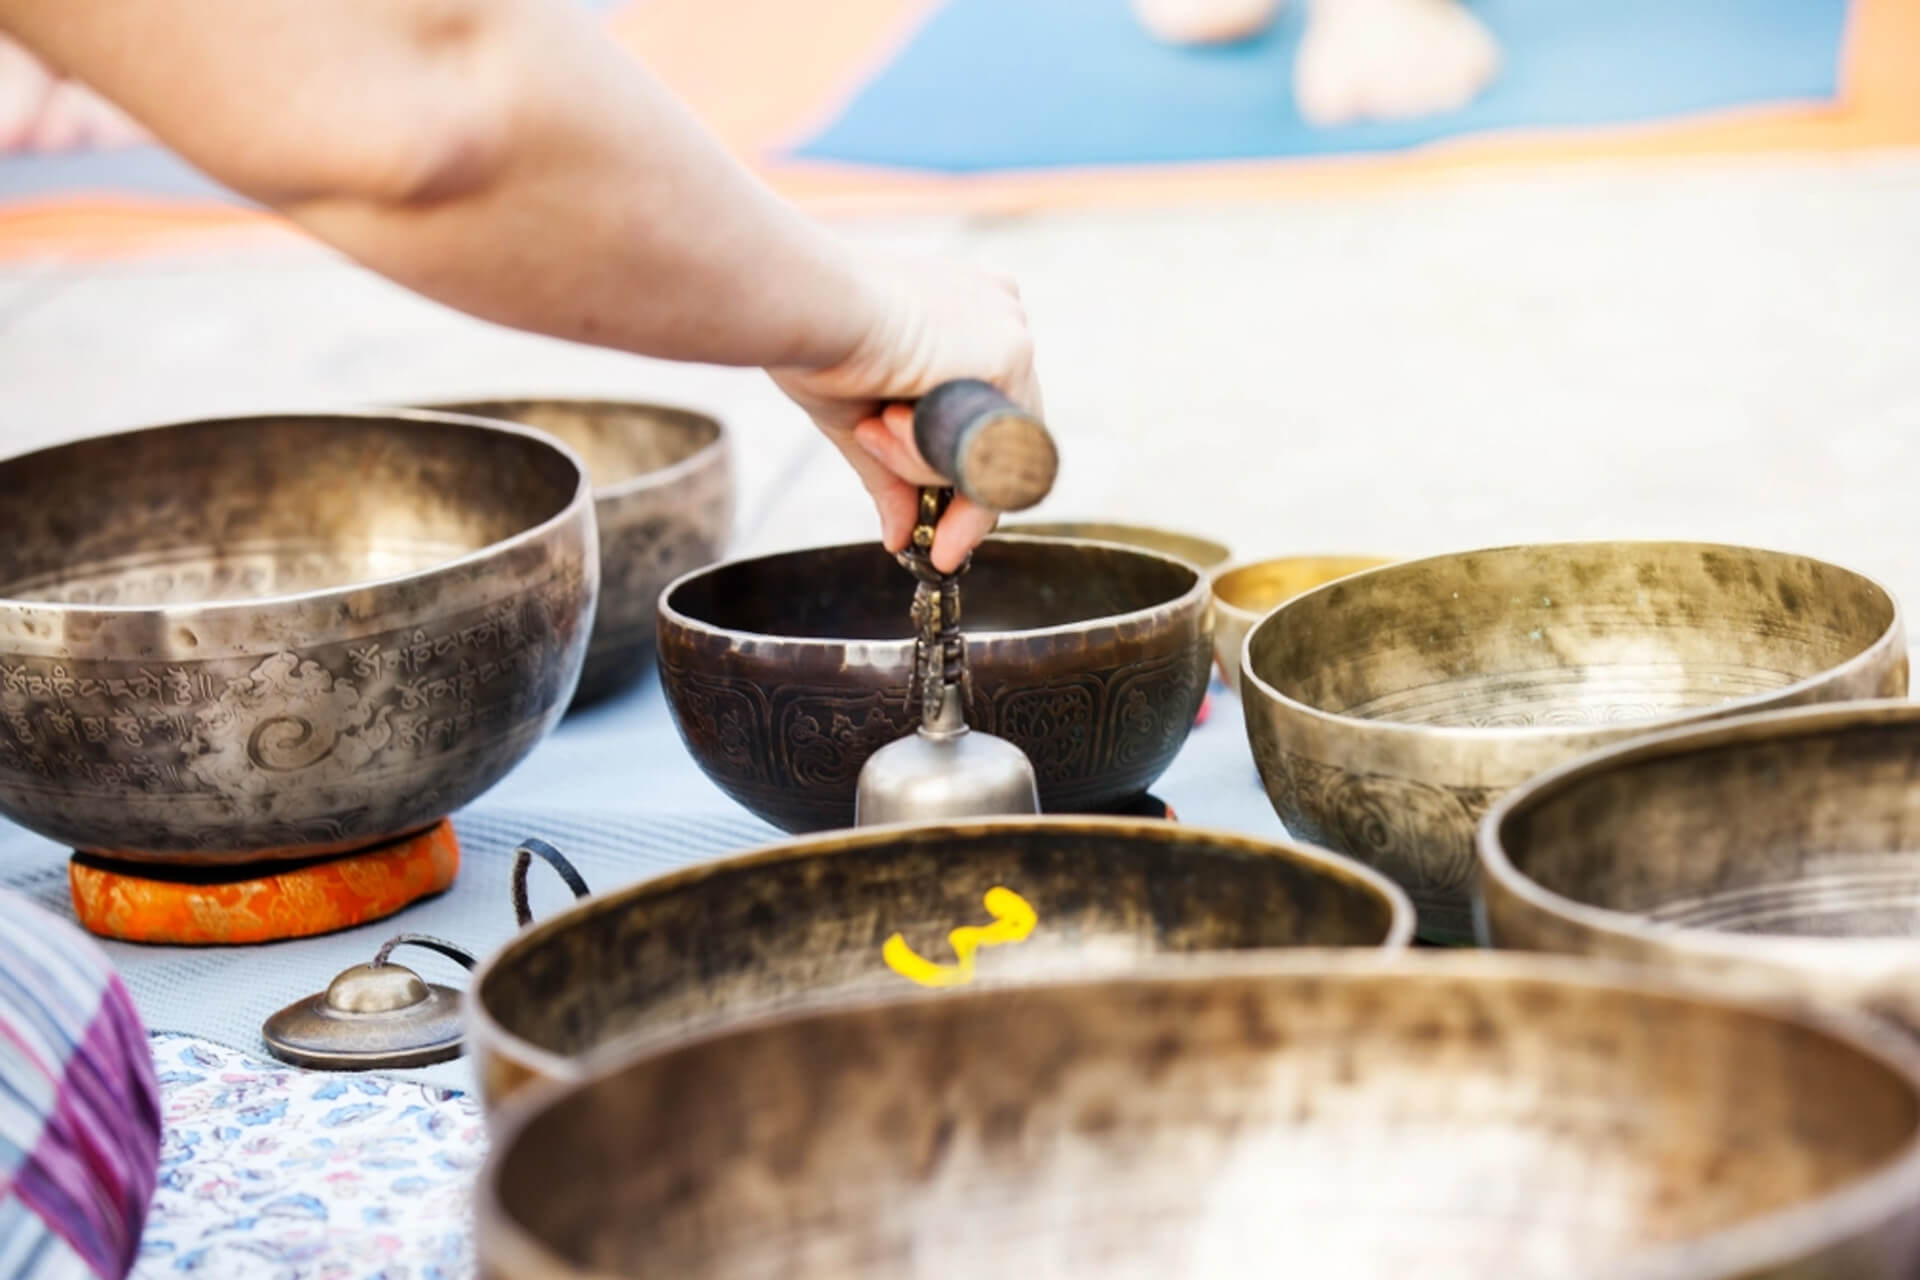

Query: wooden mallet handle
[[912, 379, 1058, 513]]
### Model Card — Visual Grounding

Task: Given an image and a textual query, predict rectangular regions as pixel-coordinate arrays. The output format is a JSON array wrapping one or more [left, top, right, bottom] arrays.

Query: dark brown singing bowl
[[657, 536, 1213, 831], [468, 816, 1411, 1113], [1480, 699, 1920, 1032], [0, 412, 596, 863], [476, 952, 1920, 1279], [421, 399, 733, 706], [1242, 541, 1906, 943]]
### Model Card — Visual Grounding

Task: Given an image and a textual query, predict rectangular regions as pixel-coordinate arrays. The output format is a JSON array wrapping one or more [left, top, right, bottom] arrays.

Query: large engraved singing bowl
[[423, 399, 732, 707], [1480, 699, 1920, 1033], [0, 412, 597, 863], [1211, 553, 1394, 693], [476, 952, 1920, 1280], [468, 817, 1412, 1113], [1000, 519, 1233, 574], [657, 535, 1213, 831], [1242, 541, 1906, 943]]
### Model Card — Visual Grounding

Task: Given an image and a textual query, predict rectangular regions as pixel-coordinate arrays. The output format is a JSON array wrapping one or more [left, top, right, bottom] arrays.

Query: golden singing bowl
[[421, 399, 733, 706], [0, 412, 596, 863], [1241, 541, 1906, 942], [475, 952, 1920, 1279], [468, 816, 1411, 1114], [1212, 554, 1394, 693], [1000, 520, 1233, 574], [1479, 699, 1920, 1032]]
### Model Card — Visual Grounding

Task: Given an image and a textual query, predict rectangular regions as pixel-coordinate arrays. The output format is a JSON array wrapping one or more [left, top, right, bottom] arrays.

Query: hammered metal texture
[[0, 412, 597, 863], [657, 536, 1213, 831], [1241, 541, 1906, 942], [425, 399, 732, 706], [469, 817, 1412, 1112], [475, 953, 1920, 1280], [1480, 699, 1920, 1034]]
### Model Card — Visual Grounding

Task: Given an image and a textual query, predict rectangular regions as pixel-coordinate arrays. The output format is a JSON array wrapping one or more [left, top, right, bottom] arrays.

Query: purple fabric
[[1, 892, 162, 1280]]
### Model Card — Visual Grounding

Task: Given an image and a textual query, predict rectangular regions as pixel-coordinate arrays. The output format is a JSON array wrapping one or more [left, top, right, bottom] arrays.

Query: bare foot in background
[[0, 33, 147, 153], [1133, 0, 1285, 46], [1295, 0, 1499, 125]]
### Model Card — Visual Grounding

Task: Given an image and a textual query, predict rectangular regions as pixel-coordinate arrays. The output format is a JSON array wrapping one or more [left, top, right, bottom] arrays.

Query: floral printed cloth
[[137, 1034, 485, 1279]]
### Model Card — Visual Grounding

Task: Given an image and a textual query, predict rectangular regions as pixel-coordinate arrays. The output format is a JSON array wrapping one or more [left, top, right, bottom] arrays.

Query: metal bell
[[262, 933, 474, 1070], [854, 682, 1040, 824], [855, 479, 1044, 826]]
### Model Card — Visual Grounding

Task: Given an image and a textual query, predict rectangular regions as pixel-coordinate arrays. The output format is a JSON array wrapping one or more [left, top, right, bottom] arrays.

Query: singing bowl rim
[[1476, 696, 1920, 964], [473, 949, 1920, 1280], [998, 519, 1234, 575], [1240, 538, 1906, 748], [657, 533, 1211, 654], [409, 395, 730, 501], [0, 408, 596, 620], [466, 815, 1418, 1092]]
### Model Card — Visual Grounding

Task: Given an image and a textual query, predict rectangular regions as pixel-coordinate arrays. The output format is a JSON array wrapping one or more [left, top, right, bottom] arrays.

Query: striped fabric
[[0, 890, 160, 1280]]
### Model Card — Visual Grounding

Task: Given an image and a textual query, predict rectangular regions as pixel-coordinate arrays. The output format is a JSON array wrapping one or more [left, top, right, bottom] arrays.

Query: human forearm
[[3, 0, 1039, 570], [3, 0, 879, 369], [285, 9, 881, 370]]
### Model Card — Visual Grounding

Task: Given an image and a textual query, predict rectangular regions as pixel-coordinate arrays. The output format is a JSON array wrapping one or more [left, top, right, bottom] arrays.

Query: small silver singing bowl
[[475, 952, 1920, 1279], [1479, 699, 1920, 1034], [420, 398, 733, 706], [0, 411, 597, 864], [1241, 540, 1907, 943]]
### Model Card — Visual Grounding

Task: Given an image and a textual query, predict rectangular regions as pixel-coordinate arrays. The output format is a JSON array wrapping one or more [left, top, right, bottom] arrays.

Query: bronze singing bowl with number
[[468, 817, 1412, 1114], [1241, 541, 1906, 943], [1480, 699, 1920, 1032], [1000, 520, 1234, 574], [421, 399, 732, 707], [475, 952, 1920, 1279], [0, 412, 597, 863], [1211, 554, 1394, 693], [657, 535, 1213, 831]]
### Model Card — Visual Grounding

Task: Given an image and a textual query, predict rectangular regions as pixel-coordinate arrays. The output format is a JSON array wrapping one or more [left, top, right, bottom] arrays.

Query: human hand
[[771, 252, 1042, 574]]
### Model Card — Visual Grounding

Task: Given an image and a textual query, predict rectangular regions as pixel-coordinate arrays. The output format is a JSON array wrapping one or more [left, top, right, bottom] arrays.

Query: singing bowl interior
[[424, 398, 733, 704], [0, 416, 579, 605], [1212, 554, 1393, 692], [0, 412, 595, 861], [669, 537, 1194, 637], [658, 537, 1212, 830], [1242, 541, 1905, 942], [1480, 700, 1920, 1026], [478, 954, 1920, 1280], [471, 818, 1411, 1107], [1001, 521, 1233, 574]]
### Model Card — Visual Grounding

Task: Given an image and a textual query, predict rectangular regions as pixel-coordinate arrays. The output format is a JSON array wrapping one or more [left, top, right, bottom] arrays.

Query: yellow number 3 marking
[[882, 886, 1038, 989]]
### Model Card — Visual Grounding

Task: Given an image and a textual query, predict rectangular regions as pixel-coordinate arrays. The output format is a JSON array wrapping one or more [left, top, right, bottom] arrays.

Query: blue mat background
[[0, 672, 1279, 1092], [795, 0, 1850, 173]]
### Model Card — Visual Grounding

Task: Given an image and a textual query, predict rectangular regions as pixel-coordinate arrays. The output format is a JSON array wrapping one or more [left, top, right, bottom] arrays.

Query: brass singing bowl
[[0, 412, 597, 863], [999, 520, 1233, 574], [420, 399, 732, 707], [1242, 541, 1906, 943], [1211, 554, 1394, 693], [1480, 699, 1920, 1032], [657, 535, 1213, 831], [476, 952, 1920, 1279], [468, 816, 1411, 1113]]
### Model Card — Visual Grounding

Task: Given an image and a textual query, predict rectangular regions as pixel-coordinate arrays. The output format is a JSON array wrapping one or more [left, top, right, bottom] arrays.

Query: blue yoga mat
[[794, 0, 1849, 173]]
